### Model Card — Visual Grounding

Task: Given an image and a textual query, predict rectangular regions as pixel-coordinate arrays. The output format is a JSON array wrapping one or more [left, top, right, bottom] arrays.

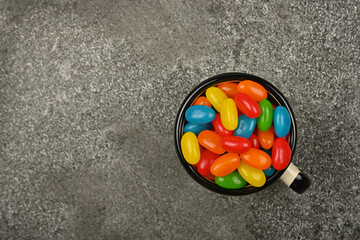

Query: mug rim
[[174, 72, 297, 195]]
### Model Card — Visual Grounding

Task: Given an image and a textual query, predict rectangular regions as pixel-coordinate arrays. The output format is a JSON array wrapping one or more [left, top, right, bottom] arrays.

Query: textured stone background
[[1, 0, 359, 239]]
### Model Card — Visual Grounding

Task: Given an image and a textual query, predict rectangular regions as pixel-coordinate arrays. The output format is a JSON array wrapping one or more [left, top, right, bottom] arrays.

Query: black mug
[[174, 73, 311, 195]]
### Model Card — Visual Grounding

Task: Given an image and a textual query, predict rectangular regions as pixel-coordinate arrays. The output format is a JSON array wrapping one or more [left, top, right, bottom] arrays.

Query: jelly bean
[[234, 93, 261, 118], [237, 80, 267, 102], [199, 145, 204, 154], [212, 113, 233, 136], [185, 105, 216, 124], [215, 171, 247, 189], [257, 99, 273, 132], [273, 106, 291, 138], [181, 132, 201, 164], [193, 96, 212, 108], [205, 87, 228, 112], [198, 130, 225, 154], [261, 147, 272, 157], [210, 153, 240, 177], [238, 161, 266, 187], [249, 134, 260, 149], [197, 149, 220, 176], [234, 114, 256, 139], [272, 138, 291, 170], [221, 136, 251, 154], [184, 122, 212, 136], [220, 98, 238, 130], [258, 125, 274, 150], [217, 82, 238, 98], [254, 125, 258, 132], [205, 173, 216, 181], [263, 165, 276, 177], [240, 148, 272, 170]]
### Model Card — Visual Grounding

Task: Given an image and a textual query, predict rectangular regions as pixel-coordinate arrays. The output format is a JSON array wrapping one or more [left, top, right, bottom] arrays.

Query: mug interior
[[174, 73, 297, 195]]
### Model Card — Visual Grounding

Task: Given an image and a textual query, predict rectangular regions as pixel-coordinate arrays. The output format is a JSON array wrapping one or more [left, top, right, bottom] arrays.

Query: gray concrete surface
[[1, 0, 359, 239]]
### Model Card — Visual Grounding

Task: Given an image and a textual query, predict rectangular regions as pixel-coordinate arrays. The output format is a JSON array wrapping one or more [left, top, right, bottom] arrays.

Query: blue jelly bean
[[185, 105, 216, 123], [184, 122, 212, 136], [234, 114, 256, 139], [274, 106, 291, 138], [263, 165, 276, 176]]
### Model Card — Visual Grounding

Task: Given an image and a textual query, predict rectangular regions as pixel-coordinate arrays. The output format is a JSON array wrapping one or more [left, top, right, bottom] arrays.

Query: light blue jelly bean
[[274, 106, 291, 138], [185, 105, 216, 124], [263, 165, 276, 176], [184, 122, 212, 136], [234, 114, 256, 139]]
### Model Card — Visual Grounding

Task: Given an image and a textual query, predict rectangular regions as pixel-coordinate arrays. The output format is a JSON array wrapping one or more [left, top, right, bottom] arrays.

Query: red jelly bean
[[234, 93, 261, 118], [272, 138, 291, 170], [197, 149, 220, 176], [211, 113, 234, 136], [237, 108, 243, 117], [199, 145, 204, 154], [205, 173, 216, 181], [248, 134, 260, 149], [198, 130, 225, 154], [221, 136, 251, 154]]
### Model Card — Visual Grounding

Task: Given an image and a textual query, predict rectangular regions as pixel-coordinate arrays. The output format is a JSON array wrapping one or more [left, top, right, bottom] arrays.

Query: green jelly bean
[[257, 99, 273, 132], [215, 171, 247, 189]]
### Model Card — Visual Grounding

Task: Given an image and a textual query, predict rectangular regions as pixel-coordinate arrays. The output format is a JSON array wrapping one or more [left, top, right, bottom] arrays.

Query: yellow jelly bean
[[238, 161, 266, 187], [205, 87, 228, 112], [181, 132, 201, 164], [220, 98, 238, 130]]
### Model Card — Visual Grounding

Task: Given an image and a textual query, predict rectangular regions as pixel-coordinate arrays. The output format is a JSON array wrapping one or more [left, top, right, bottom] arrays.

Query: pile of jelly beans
[[181, 80, 292, 189]]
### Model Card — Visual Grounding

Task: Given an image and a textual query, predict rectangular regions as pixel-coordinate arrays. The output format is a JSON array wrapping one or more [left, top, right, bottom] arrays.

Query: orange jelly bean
[[237, 80, 267, 102], [210, 153, 240, 177], [240, 148, 272, 170], [198, 130, 225, 154], [193, 96, 212, 108], [217, 82, 238, 98], [258, 125, 275, 150]]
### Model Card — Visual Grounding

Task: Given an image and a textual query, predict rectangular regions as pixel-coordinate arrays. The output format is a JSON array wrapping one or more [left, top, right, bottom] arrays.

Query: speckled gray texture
[[1, 0, 359, 239]]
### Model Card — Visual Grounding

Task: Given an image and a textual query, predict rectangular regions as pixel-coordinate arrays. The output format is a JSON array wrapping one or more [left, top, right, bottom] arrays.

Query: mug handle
[[280, 163, 311, 194]]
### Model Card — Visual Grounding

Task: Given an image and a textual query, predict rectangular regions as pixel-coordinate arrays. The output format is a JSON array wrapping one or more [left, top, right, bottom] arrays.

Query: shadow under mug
[[174, 73, 311, 195]]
